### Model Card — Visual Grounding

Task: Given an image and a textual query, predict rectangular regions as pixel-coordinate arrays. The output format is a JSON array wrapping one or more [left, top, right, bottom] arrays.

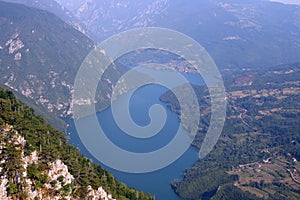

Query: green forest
[[162, 63, 300, 199], [0, 86, 153, 200]]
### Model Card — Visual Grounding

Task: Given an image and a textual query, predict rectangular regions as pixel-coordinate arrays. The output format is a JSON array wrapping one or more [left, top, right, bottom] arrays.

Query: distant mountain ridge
[[1, 0, 300, 120], [5, 0, 300, 69], [1, 0, 88, 34], [54, 0, 300, 69]]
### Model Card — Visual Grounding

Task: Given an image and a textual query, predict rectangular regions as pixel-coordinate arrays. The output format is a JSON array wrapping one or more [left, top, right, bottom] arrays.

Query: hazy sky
[[270, 0, 300, 5]]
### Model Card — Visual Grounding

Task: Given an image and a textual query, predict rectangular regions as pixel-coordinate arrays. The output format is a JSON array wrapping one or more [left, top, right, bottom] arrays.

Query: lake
[[66, 73, 203, 199]]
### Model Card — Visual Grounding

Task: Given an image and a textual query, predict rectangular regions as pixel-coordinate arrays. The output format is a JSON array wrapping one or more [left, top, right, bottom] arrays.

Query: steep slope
[[56, 0, 300, 69], [56, 0, 170, 42], [0, 86, 153, 199], [2, 0, 87, 34], [0, 1, 94, 118], [3, 0, 299, 118]]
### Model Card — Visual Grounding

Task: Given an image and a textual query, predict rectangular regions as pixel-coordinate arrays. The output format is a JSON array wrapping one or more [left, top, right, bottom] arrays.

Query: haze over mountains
[[1, 0, 300, 124], [0, 1, 300, 199], [4, 0, 300, 69], [71, 0, 300, 69], [1, 0, 89, 34]]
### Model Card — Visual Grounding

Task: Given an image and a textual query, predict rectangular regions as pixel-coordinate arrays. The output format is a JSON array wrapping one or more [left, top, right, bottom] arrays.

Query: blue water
[[66, 74, 203, 199]]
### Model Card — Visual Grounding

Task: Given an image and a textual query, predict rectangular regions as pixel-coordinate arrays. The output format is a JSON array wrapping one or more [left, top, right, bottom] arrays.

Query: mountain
[[0, 86, 153, 199], [0, 0, 95, 123], [3, 0, 299, 118], [55, 0, 171, 42], [1, 0, 88, 34], [0, 0, 154, 126], [54, 0, 300, 69]]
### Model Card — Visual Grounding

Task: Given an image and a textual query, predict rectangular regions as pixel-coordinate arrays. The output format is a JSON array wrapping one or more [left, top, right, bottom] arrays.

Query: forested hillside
[[161, 63, 300, 199], [0, 86, 153, 200]]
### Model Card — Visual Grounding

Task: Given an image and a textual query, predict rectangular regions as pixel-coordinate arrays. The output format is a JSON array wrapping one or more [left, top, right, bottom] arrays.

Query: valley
[[0, 0, 300, 199]]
